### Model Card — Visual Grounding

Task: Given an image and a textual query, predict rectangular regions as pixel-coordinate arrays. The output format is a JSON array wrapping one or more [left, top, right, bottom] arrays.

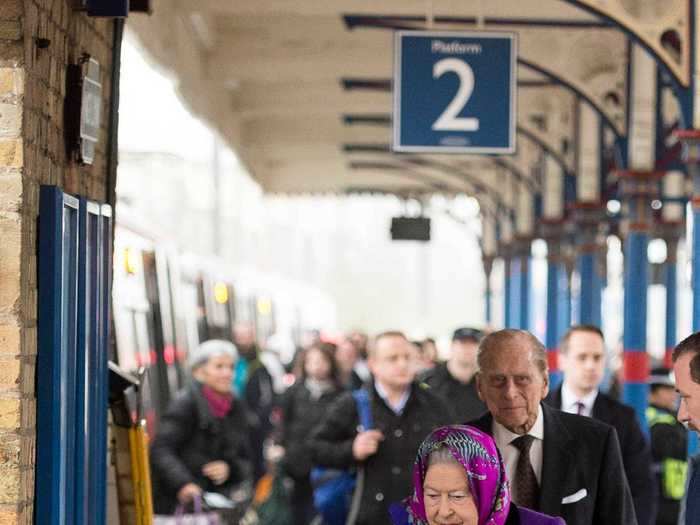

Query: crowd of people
[[149, 322, 700, 525]]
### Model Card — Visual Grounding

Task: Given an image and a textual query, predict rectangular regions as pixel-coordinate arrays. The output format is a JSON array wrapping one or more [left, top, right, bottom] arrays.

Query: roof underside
[[126, 0, 684, 203]]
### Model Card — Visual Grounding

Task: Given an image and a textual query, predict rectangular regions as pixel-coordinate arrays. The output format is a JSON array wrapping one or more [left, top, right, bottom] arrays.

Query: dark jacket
[[545, 387, 655, 525], [150, 383, 253, 514], [420, 362, 486, 422], [309, 381, 453, 525], [279, 380, 344, 480], [646, 404, 688, 525], [469, 403, 637, 525], [240, 356, 275, 480]]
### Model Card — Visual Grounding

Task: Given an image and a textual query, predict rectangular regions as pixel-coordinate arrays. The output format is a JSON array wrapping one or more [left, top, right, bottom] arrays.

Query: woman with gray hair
[[150, 339, 253, 515]]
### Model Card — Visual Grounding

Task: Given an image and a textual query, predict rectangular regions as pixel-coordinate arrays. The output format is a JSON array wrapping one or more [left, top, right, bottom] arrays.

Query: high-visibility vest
[[646, 406, 688, 500]]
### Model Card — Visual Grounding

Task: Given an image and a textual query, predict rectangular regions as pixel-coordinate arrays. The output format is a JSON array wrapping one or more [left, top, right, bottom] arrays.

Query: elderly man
[[468, 329, 636, 525], [544, 325, 654, 525], [671, 332, 700, 525]]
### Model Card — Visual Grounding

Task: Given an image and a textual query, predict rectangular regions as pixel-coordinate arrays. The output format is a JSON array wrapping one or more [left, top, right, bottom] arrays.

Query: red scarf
[[201, 385, 233, 419]]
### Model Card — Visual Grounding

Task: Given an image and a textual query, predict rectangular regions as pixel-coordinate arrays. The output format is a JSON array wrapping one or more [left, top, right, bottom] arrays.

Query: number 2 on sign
[[431, 58, 480, 132]]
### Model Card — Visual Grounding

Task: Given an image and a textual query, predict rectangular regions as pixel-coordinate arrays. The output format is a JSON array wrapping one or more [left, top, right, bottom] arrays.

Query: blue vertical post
[[577, 250, 602, 326], [484, 257, 493, 326], [546, 249, 562, 387], [620, 172, 659, 432], [676, 131, 700, 454], [623, 227, 650, 431], [558, 263, 572, 338], [504, 255, 512, 328], [664, 235, 680, 368], [519, 251, 531, 331]]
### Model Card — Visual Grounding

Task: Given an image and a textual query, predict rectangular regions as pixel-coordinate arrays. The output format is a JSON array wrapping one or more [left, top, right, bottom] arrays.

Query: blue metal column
[[542, 221, 564, 386], [483, 256, 494, 325], [504, 252, 513, 328], [620, 171, 660, 431], [518, 245, 531, 331], [676, 131, 700, 454], [572, 205, 605, 327]]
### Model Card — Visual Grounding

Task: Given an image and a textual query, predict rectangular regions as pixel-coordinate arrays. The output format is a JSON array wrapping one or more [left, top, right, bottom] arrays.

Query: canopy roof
[[128, 0, 687, 204]]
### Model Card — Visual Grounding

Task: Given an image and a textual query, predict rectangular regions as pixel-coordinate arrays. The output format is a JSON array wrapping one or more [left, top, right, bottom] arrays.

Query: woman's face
[[423, 462, 478, 525], [305, 348, 331, 381], [200, 354, 234, 394]]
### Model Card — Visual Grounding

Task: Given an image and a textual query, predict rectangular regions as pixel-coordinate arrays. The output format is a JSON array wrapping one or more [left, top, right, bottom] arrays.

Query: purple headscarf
[[397, 424, 511, 525]]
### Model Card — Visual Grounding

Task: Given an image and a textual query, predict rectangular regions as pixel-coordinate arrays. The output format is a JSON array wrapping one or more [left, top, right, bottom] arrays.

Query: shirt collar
[[374, 380, 410, 415], [493, 403, 545, 446], [561, 382, 598, 413]]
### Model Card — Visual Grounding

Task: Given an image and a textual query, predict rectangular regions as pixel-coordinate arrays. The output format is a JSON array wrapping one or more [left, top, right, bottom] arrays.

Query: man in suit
[[544, 325, 655, 525], [671, 332, 700, 525], [468, 328, 636, 525]]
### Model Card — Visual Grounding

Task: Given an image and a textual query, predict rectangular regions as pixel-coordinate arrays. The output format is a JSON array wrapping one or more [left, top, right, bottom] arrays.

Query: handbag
[[153, 494, 222, 525], [310, 389, 373, 525]]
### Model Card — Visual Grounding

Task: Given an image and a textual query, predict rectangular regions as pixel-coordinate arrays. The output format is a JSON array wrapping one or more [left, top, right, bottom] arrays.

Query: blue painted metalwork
[[577, 251, 602, 326], [95, 204, 113, 525], [546, 255, 562, 387], [558, 266, 572, 340], [36, 188, 112, 525], [37, 186, 80, 525], [504, 256, 513, 328], [665, 256, 677, 365], [519, 255, 531, 331], [561, 0, 687, 91], [622, 230, 650, 433], [694, 206, 700, 330], [518, 58, 622, 140]]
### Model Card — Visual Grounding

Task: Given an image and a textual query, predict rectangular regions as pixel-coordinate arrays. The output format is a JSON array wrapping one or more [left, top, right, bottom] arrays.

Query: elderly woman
[[150, 340, 253, 514], [390, 425, 565, 525]]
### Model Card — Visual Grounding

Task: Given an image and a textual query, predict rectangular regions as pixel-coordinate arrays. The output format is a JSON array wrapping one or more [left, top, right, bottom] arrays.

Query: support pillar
[[674, 131, 700, 454], [619, 171, 661, 430], [483, 256, 494, 326], [572, 205, 606, 327], [542, 221, 566, 386]]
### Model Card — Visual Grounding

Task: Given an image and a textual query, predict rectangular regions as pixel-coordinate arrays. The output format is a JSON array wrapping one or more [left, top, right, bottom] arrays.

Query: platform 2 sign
[[393, 31, 517, 154]]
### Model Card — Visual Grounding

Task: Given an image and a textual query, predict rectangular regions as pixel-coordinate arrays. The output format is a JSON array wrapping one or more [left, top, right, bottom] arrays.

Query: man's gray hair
[[477, 329, 548, 377], [188, 339, 238, 371]]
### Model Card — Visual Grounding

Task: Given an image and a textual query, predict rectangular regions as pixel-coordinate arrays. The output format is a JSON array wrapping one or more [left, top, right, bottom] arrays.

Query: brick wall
[[0, 1, 116, 523]]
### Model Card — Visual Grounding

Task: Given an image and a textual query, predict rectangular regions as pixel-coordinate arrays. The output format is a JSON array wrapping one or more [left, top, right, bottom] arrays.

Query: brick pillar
[[0, 2, 117, 523], [0, 1, 28, 524]]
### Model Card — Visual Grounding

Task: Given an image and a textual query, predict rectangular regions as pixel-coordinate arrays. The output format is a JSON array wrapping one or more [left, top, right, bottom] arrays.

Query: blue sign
[[393, 31, 517, 154]]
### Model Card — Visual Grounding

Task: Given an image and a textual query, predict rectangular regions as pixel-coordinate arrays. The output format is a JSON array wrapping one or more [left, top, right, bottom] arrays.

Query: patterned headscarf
[[395, 425, 511, 525]]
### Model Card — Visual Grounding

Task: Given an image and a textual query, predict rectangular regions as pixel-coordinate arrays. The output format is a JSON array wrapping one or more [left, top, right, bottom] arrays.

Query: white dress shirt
[[374, 381, 410, 415], [560, 383, 598, 417], [493, 404, 545, 503]]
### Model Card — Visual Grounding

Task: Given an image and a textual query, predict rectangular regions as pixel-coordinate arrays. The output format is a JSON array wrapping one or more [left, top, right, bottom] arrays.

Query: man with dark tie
[[468, 329, 637, 525], [544, 325, 655, 525]]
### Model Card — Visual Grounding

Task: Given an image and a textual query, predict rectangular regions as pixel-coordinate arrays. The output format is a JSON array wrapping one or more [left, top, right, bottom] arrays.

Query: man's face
[[450, 340, 479, 371], [674, 353, 700, 433], [559, 330, 606, 395], [649, 386, 678, 413], [369, 335, 417, 391], [335, 339, 358, 373], [233, 323, 256, 351], [476, 339, 549, 434]]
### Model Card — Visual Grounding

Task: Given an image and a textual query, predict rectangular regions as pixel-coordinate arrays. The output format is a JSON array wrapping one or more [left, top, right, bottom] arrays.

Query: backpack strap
[[352, 389, 374, 431]]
